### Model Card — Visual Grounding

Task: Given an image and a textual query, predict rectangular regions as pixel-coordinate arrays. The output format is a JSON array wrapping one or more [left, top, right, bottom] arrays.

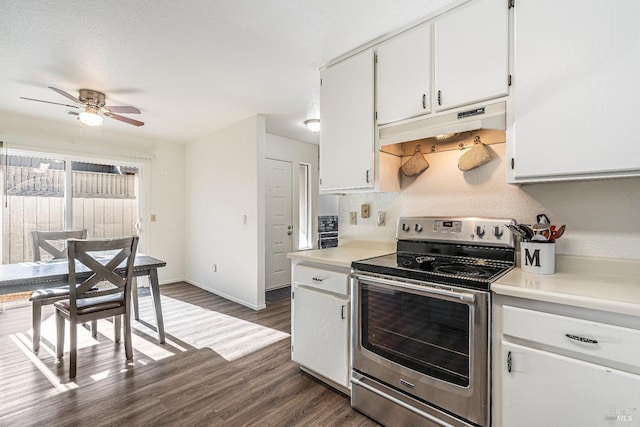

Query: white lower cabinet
[[501, 342, 640, 426], [494, 299, 640, 426], [291, 263, 350, 391]]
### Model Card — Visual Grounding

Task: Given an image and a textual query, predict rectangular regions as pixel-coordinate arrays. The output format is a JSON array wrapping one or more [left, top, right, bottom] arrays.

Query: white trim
[[186, 279, 267, 311]]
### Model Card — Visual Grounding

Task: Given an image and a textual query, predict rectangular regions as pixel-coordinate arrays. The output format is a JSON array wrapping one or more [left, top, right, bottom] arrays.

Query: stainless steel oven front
[[351, 272, 490, 427]]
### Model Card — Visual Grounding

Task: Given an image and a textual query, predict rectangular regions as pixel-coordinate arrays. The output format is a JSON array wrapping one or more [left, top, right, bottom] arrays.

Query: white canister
[[520, 241, 555, 275]]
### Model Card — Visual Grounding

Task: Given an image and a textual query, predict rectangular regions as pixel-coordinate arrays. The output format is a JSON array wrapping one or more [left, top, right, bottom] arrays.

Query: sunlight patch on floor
[[10, 333, 78, 392], [38, 314, 100, 352], [134, 295, 291, 361]]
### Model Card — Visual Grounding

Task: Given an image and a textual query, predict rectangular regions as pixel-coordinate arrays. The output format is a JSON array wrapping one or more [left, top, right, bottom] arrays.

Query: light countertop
[[493, 255, 640, 316], [287, 240, 394, 268]]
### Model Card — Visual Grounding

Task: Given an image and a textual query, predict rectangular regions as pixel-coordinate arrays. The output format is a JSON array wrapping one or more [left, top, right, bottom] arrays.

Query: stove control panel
[[397, 217, 516, 247]]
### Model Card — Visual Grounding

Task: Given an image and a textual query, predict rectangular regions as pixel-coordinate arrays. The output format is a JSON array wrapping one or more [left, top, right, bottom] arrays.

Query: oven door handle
[[353, 274, 476, 303], [351, 376, 456, 427]]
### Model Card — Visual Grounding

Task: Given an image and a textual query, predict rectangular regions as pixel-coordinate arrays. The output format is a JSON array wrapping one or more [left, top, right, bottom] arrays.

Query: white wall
[[318, 195, 339, 216], [0, 111, 186, 283], [265, 133, 319, 250], [339, 143, 640, 260], [184, 115, 266, 309]]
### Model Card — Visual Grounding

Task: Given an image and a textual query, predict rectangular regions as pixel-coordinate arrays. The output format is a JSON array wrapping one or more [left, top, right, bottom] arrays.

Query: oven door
[[351, 272, 489, 427]]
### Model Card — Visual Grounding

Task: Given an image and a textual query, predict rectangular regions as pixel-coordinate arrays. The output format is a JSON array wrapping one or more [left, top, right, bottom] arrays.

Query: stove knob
[[475, 225, 485, 237], [493, 225, 504, 238], [402, 223, 410, 232], [414, 224, 423, 232]]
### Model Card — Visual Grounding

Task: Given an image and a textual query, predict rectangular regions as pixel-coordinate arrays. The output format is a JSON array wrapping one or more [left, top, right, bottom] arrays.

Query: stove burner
[[434, 264, 491, 278]]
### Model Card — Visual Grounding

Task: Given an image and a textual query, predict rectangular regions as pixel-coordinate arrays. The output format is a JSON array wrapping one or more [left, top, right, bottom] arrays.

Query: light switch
[[350, 212, 357, 225], [378, 211, 386, 226], [361, 204, 370, 218]]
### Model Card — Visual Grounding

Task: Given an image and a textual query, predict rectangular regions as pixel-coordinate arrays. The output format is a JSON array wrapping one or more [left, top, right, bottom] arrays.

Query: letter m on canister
[[524, 248, 541, 267]]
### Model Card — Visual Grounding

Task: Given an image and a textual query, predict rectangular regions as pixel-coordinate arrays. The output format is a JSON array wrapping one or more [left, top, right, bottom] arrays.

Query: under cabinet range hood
[[378, 101, 506, 152]]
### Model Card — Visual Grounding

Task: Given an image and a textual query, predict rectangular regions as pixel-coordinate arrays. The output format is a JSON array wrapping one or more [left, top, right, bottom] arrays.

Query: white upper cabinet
[[509, 0, 640, 182], [376, 24, 432, 125], [434, 0, 509, 112], [320, 49, 375, 192]]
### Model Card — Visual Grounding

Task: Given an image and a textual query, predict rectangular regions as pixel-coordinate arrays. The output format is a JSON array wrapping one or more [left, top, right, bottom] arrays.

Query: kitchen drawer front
[[503, 305, 640, 368], [292, 265, 349, 295]]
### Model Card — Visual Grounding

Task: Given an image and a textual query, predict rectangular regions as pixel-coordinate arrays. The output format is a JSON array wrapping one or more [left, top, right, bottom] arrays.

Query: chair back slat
[[31, 230, 87, 261], [67, 237, 139, 310]]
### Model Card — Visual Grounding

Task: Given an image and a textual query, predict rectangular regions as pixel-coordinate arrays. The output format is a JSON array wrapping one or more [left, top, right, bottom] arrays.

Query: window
[[298, 163, 312, 250], [1, 148, 142, 264]]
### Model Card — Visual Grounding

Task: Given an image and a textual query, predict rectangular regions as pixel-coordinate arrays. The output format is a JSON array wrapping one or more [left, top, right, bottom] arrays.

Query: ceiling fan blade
[[49, 86, 81, 104], [20, 97, 80, 109], [106, 105, 141, 114], [105, 112, 144, 127]]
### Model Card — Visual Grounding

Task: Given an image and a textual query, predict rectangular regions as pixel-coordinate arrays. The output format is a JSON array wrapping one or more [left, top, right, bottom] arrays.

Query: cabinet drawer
[[503, 305, 640, 368], [292, 265, 349, 295]]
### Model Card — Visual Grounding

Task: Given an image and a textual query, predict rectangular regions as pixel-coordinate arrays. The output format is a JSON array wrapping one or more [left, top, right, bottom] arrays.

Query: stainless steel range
[[350, 217, 516, 427]]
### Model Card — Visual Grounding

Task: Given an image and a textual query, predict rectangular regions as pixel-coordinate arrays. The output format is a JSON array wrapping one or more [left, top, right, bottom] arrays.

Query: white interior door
[[265, 158, 293, 290]]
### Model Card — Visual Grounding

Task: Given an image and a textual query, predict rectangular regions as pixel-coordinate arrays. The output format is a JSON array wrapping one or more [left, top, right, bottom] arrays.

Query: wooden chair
[[29, 230, 87, 354], [55, 236, 139, 379], [31, 229, 88, 262], [29, 230, 140, 353]]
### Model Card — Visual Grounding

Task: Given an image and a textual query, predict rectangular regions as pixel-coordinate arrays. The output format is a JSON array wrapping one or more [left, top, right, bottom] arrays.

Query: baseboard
[[185, 280, 266, 311]]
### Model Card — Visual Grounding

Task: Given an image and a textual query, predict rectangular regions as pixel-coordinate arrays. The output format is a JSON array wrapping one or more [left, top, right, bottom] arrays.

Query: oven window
[[361, 283, 470, 387]]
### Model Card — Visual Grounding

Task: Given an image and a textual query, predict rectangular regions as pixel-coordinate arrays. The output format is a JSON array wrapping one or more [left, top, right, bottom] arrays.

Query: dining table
[[0, 254, 168, 343]]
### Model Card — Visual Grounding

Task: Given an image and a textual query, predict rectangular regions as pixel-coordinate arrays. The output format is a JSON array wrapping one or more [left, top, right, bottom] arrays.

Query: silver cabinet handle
[[312, 276, 324, 282], [341, 305, 346, 319], [422, 93, 427, 109], [507, 351, 512, 373], [565, 333, 598, 344]]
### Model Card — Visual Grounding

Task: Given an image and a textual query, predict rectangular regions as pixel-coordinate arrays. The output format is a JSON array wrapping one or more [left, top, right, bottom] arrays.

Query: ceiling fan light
[[304, 119, 320, 133], [79, 108, 104, 126]]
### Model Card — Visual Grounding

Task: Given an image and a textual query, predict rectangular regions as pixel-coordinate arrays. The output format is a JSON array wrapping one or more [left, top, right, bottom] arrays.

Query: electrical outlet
[[350, 211, 357, 225], [361, 204, 370, 218], [150, 214, 157, 222], [378, 211, 386, 226]]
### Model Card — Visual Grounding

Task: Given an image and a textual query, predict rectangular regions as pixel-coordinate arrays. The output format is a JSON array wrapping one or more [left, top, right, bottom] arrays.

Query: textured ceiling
[[0, 0, 460, 144]]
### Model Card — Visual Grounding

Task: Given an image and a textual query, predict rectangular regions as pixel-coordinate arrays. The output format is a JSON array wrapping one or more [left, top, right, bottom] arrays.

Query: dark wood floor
[[0, 282, 380, 427]]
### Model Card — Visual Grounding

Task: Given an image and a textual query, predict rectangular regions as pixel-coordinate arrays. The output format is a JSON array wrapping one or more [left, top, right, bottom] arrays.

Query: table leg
[[148, 268, 166, 343]]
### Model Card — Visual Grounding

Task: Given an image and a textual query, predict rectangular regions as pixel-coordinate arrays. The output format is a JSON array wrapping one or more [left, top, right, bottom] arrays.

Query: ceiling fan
[[20, 86, 144, 127]]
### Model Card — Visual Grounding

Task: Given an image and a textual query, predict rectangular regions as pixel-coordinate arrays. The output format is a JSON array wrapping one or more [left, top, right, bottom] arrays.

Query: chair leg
[[56, 310, 65, 361], [132, 277, 140, 320], [124, 312, 133, 361], [32, 301, 42, 354], [91, 320, 98, 338], [69, 320, 77, 379], [114, 315, 122, 343]]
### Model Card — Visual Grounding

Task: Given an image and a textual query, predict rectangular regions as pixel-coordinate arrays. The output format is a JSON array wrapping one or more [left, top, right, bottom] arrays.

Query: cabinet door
[[511, 0, 640, 181], [292, 285, 350, 388], [501, 342, 640, 427], [376, 23, 431, 125], [434, 0, 509, 111], [320, 50, 375, 191]]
